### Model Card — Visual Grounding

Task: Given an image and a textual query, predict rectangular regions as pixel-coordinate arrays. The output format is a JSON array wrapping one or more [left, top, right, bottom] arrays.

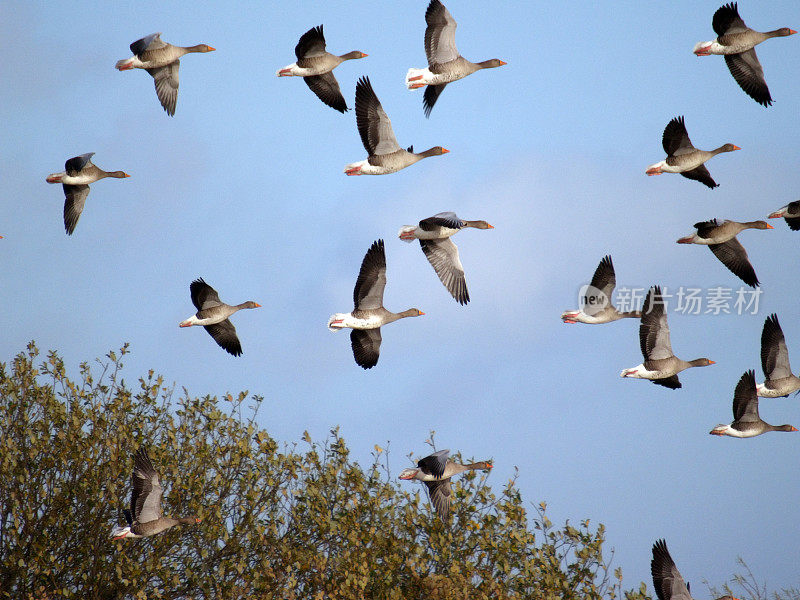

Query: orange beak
[[498, 60, 507, 66], [765, 223, 774, 229], [441, 148, 450, 154], [254, 303, 262, 308], [419, 311, 426, 316], [708, 360, 716, 365], [207, 46, 216, 51], [732, 145, 741, 151]]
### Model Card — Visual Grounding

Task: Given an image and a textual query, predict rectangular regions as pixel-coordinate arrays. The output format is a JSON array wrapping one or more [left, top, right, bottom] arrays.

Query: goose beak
[[765, 223, 774, 229], [418, 311, 425, 316], [708, 360, 716, 365], [195, 517, 202, 523], [789, 29, 797, 35], [498, 60, 507, 66], [441, 148, 449, 154], [487, 224, 495, 229], [792, 427, 798, 432], [254, 303, 262, 308], [123, 173, 131, 178], [207, 46, 216, 52], [732, 145, 741, 151]]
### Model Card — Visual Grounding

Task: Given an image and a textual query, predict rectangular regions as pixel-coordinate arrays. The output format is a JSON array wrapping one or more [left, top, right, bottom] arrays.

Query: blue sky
[[2, 0, 800, 593]]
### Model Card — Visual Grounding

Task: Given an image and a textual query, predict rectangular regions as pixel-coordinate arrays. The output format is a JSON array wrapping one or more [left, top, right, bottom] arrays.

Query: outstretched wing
[[131, 447, 163, 524], [420, 238, 469, 305], [63, 184, 90, 235], [350, 328, 381, 369], [146, 61, 180, 116], [424, 0, 459, 66], [304, 72, 347, 113], [295, 25, 326, 60], [204, 320, 243, 357], [724, 50, 772, 107], [353, 239, 387, 311], [354, 77, 401, 156]]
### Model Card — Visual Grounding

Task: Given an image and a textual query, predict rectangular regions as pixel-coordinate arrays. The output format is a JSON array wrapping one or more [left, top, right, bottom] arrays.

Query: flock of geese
[[25, 0, 798, 593]]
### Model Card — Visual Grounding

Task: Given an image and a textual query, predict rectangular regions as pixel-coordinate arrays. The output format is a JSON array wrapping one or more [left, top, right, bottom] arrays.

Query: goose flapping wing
[[708, 238, 758, 287], [424, 0, 459, 66], [65, 153, 94, 175], [205, 320, 242, 357], [304, 72, 347, 113], [190, 278, 223, 311], [662, 116, 695, 157], [640, 287, 674, 361], [147, 61, 180, 116], [420, 238, 469, 305], [424, 479, 452, 520], [355, 77, 401, 156], [651, 539, 691, 600], [417, 449, 450, 478], [418, 212, 463, 231], [353, 239, 387, 311], [590, 255, 617, 301], [131, 447, 163, 524], [712, 3, 748, 36], [350, 328, 381, 369], [732, 370, 760, 423], [724, 49, 771, 107], [295, 25, 326, 60], [131, 33, 165, 57], [762, 314, 792, 380], [63, 184, 90, 235]]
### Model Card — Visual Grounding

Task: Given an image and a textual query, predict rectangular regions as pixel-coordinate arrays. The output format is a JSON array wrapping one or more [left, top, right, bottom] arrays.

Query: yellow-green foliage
[[0, 343, 650, 600]]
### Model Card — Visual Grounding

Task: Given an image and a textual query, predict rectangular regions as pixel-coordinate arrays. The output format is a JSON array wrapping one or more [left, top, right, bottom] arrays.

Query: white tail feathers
[[115, 58, 133, 70], [327, 315, 343, 332], [692, 41, 712, 53], [397, 226, 417, 242], [405, 68, 428, 89]]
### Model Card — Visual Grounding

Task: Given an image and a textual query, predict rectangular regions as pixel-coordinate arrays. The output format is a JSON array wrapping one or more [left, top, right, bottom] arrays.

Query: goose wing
[[350, 328, 381, 369], [131, 447, 163, 524], [353, 239, 387, 311], [63, 184, 90, 235], [420, 238, 469, 305], [355, 77, 401, 156], [146, 61, 179, 116], [761, 314, 792, 380], [708, 238, 758, 287]]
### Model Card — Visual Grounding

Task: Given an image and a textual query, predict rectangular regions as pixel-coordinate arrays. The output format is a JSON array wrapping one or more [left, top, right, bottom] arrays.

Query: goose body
[[46, 153, 130, 235], [620, 286, 714, 389], [110, 447, 200, 540], [646, 116, 739, 189], [693, 3, 796, 106], [116, 33, 215, 116], [399, 449, 492, 521], [328, 239, 424, 369], [344, 77, 448, 176], [561, 255, 641, 324], [276, 25, 367, 113], [406, 0, 506, 117], [179, 278, 260, 357], [710, 370, 797, 437], [768, 201, 800, 231], [757, 314, 800, 398], [398, 212, 493, 305], [676, 219, 771, 287]]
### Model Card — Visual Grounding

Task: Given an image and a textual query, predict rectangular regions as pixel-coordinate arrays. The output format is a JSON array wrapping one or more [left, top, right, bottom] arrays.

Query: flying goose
[[276, 25, 367, 113], [116, 33, 215, 116], [710, 370, 797, 437], [693, 3, 796, 106], [398, 212, 493, 305], [646, 116, 739, 188], [405, 0, 506, 117], [111, 447, 200, 540], [179, 278, 260, 357], [561, 255, 641, 324], [328, 239, 424, 369], [344, 77, 448, 176], [620, 286, 714, 389], [676, 219, 771, 287], [757, 314, 800, 398], [45, 153, 130, 235], [399, 449, 492, 521], [651, 539, 740, 600], [768, 201, 800, 231]]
